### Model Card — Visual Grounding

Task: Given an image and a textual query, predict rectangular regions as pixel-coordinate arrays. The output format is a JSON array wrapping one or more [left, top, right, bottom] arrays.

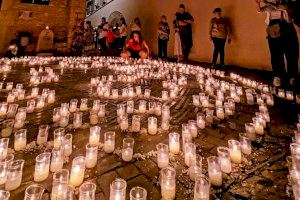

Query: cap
[[213, 8, 222, 13]]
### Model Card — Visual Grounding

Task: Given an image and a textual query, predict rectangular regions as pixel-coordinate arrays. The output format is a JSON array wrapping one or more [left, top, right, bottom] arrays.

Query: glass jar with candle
[[127, 101, 134, 114], [122, 138, 134, 162], [80, 98, 88, 111], [131, 115, 141, 132], [7, 104, 18, 119], [162, 91, 169, 101], [86, 144, 98, 168], [73, 112, 83, 129], [69, 156, 86, 187], [117, 104, 126, 117], [188, 156, 202, 181], [0, 190, 10, 200], [31, 87, 39, 98], [110, 178, 127, 200], [5, 159, 24, 191], [130, 187, 147, 200], [59, 114, 69, 128], [69, 99, 78, 113], [60, 103, 70, 117], [194, 175, 210, 200], [50, 147, 64, 173], [155, 102, 162, 116], [0, 102, 8, 118], [290, 143, 300, 158], [79, 181, 96, 200], [53, 107, 61, 123], [1, 120, 14, 137], [34, 152, 51, 182], [6, 92, 15, 103], [53, 128, 65, 149], [161, 119, 170, 131], [295, 131, 300, 144], [148, 117, 157, 135], [244, 123, 256, 141], [111, 89, 119, 99], [98, 104, 106, 118], [14, 129, 27, 151], [135, 86, 142, 96], [37, 125, 49, 145], [156, 143, 169, 169], [48, 90, 55, 104], [128, 87, 135, 98], [184, 143, 197, 167], [90, 111, 99, 125], [148, 102, 156, 114], [239, 133, 252, 155], [0, 138, 9, 159], [169, 132, 180, 154], [92, 100, 101, 112], [193, 95, 200, 107], [63, 134, 73, 157], [160, 167, 176, 200], [119, 115, 129, 131], [228, 140, 242, 164], [196, 113, 206, 129], [51, 169, 69, 200], [217, 147, 232, 173], [162, 105, 170, 121], [138, 100, 147, 114], [144, 89, 151, 98], [24, 184, 44, 200], [188, 120, 198, 138], [252, 117, 264, 135], [26, 100, 35, 114], [17, 89, 25, 101], [89, 126, 101, 146], [122, 88, 128, 98], [104, 132, 115, 153], [207, 156, 222, 186], [0, 154, 14, 185]]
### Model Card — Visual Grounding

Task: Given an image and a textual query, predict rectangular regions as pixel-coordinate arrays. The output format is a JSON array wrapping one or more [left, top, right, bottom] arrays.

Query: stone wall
[[0, 0, 86, 55]]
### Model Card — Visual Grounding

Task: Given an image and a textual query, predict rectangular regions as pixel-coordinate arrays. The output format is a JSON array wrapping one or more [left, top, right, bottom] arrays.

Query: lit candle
[[217, 147, 232, 173], [197, 113, 205, 129], [207, 156, 222, 186], [162, 91, 169, 101], [144, 89, 151, 98], [90, 111, 99, 125], [111, 89, 119, 99], [69, 156, 86, 187], [73, 112, 83, 129], [193, 95, 200, 106], [24, 184, 45, 199], [156, 143, 169, 169], [26, 100, 36, 113], [80, 98, 88, 111], [85, 144, 98, 168], [253, 117, 264, 135], [60, 103, 70, 117], [135, 86, 142, 96], [295, 131, 300, 144], [0, 154, 14, 185], [53, 107, 61, 123], [104, 132, 115, 153], [239, 133, 252, 155], [126, 101, 134, 114], [53, 128, 65, 149], [110, 178, 127, 200], [51, 169, 69, 200], [148, 117, 157, 135], [37, 125, 49, 145], [59, 115, 69, 128], [89, 126, 101, 146], [6, 92, 15, 103], [0, 138, 9, 160], [169, 132, 180, 154], [0, 102, 8, 117], [188, 157, 202, 181], [216, 107, 225, 120], [117, 104, 126, 117], [6, 104, 18, 119], [162, 105, 170, 120], [161, 119, 170, 131], [194, 175, 210, 200], [1, 119, 14, 137], [122, 138, 134, 162], [5, 160, 25, 191], [244, 123, 256, 141], [79, 182, 97, 200], [63, 134, 73, 157], [139, 100, 147, 114], [131, 115, 141, 132], [228, 140, 242, 164], [92, 100, 101, 111], [31, 87, 39, 98], [69, 99, 78, 113], [50, 148, 64, 173], [130, 187, 147, 200], [14, 129, 27, 151], [160, 167, 176, 200], [184, 143, 197, 167], [188, 120, 198, 138], [48, 90, 55, 104], [119, 115, 129, 131], [155, 103, 162, 116], [98, 104, 106, 117], [34, 152, 51, 182]]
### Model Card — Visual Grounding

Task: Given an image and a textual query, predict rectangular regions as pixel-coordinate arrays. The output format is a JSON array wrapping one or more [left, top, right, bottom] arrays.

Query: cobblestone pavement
[[0, 57, 299, 200]]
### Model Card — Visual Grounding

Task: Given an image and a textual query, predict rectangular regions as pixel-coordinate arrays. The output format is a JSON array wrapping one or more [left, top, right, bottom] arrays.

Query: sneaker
[[273, 77, 281, 87]]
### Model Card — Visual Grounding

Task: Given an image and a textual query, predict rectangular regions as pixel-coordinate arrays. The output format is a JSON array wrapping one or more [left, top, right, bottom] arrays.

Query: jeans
[[212, 37, 226, 66], [158, 38, 168, 58]]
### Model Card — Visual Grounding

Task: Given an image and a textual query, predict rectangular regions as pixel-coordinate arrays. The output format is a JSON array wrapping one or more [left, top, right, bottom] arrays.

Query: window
[[21, 0, 50, 5], [0, 0, 2, 8]]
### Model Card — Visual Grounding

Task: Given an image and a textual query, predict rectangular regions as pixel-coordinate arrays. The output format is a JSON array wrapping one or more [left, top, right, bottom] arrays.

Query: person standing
[[209, 8, 231, 68], [157, 15, 170, 59], [71, 19, 84, 56], [256, 0, 299, 90], [98, 17, 109, 53], [175, 4, 194, 61], [119, 17, 128, 49], [130, 17, 142, 33], [83, 21, 95, 55], [173, 18, 183, 62]]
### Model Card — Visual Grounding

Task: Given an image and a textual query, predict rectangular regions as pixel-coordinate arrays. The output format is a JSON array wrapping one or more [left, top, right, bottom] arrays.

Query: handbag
[[266, 23, 281, 38]]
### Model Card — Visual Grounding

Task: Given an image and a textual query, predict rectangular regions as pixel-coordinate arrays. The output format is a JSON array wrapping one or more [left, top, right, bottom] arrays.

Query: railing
[[86, 0, 115, 17]]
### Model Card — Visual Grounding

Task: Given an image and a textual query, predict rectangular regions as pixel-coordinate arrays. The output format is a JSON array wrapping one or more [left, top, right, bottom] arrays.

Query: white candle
[[34, 153, 51, 182], [169, 132, 180, 154], [50, 149, 64, 173], [157, 143, 169, 169], [85, 144, 98, 168], [104, 132, 115, 153], [197, 114, 205, 129], [160, 167, 176, 200], [228, 140, 242, 164], [217, 147, 232, 174], [69, 157, 85, 187], [5, 160, 24, 191], [148, 117, 157, 135], [89, 126, 101, 146], [14, 130, 27, 151], [131, 115, 141, 132], [122, 148, 133, 162], [207, 156, 222, 186]]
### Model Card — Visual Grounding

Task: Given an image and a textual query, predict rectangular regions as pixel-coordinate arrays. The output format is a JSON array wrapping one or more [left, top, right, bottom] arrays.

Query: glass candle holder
[[89, 111, 99, 126], [86, 144, 98, 169], [0, 102, 8, 117], [253, 117, 264, 135], [188, 120, 198, 138], [104, 88, 111, 98], [217, 147, 232, 173], [51, 169, 69, 200], [17, 89, 25, 101], [155, 102, 162, 116], [110, 178, 127, 200], [161, 119, 170, 131], [160, 167, 176, 200], [89, 126, 101, 146], [79, 181, 96, 200], [15, 107, 26, 121], [14, 129, 27, 151], [162, 105, 170, 120], [128, 87, 135, 98], [0, 154, 14, 185], [53, 128, 65, 149], [228, 140, 242, 164], [59, 115, 69, 128], [31, 87, 39, 98], [148, 117, 158, 135], [69, 156, 86, 187], [69, 99, 78, 113], [24, 184, 44, 200], [193, 95, 200, 106], [1, 120, 14, 137], [111, 89, 119, 99], [47, 90, 55, 104], [169, 132, 180, 154], [63, 134, 73, 157], [50, 147, 64, 173], [73, 112, 83, 129], [194, 175, 210, 200], [5, 82, 13, 90], [53, 107, 61, 123], [5, 159, 25, 191], [135, 86, 142, 96], [184, 143, 197, 167], [0, 190, 10, 200], [139, 100, 147, 114], [6, 92, 15, 103], [92, 100, 101, 112], [0, 138, 9, 160], [130, 187, 147, 200], [98, 104, 106, 118], [290, 143, 300, 158], [7, 104, 18, 119], [144, 89, 151, 98], [197, 113, 206, 129], [239, 133, 252, 155], [216, 107, 225, 120], [188, 156, 202, 181], [80, 98, 88, 111], [244, 123, 256, 141], [207, 156, 222, 186], [156, 143, 169, 169], [277, 89, 285, 98], [34, 152, 51, 182], [122, 88, 128, 98], [37, 125, 49, 145], [60, 103, 70, 117], [104, 132, 115, 153], [148, 102, 156, 114], [126, 101, 134, 114], [122, 138, 134, 162], [117, 104, 126, 117], [162, 91, 169, 101], [132, 115, 141, 132], [119, 115, 129, 131]]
